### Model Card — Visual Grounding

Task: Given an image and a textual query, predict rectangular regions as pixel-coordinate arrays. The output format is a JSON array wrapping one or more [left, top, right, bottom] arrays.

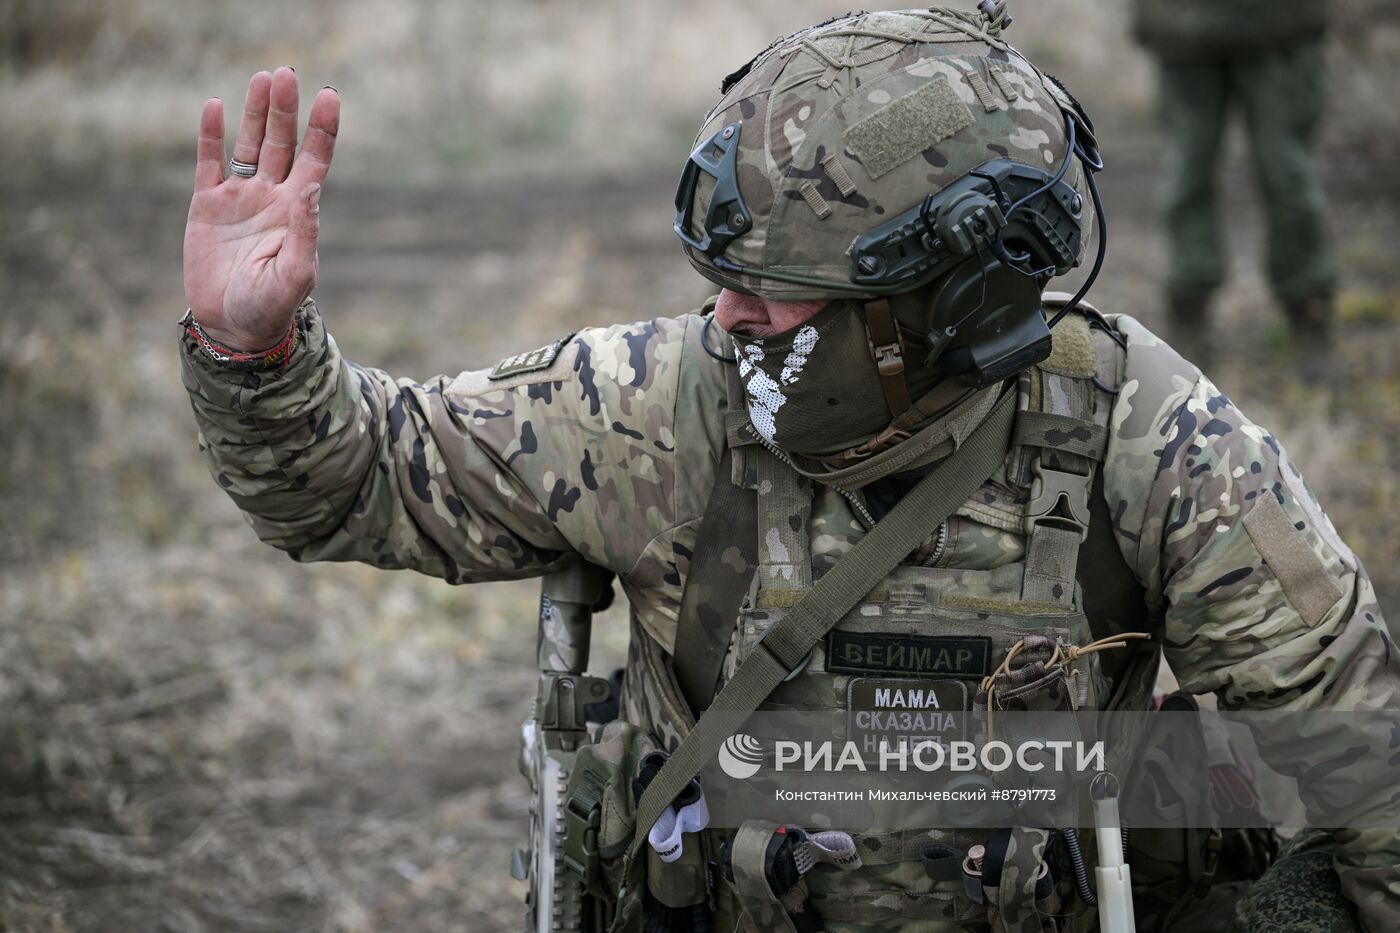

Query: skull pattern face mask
[[729, 301, 913, 457]]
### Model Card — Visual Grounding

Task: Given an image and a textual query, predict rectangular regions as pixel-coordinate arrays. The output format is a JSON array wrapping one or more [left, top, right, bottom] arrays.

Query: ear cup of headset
[[928, 253, 1051, 386]]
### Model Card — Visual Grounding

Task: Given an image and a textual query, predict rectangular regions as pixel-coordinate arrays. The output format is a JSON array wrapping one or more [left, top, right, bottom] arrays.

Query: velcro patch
[[1243, 494, 1343, 626], [843, 75, 973, 180], [827, 632, 991, 678], [488, 334, 575, 380], [847, 678, 967, 752]]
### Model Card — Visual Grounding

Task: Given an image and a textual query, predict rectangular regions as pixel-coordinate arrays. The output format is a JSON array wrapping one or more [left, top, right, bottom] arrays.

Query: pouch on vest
[[728, 820, 808, 933], [645, 834, 709, 912], [979, 827, 1063, 933], [561, 720, 659, 927], [636, 751, 712, 922], [1123, 692, 1279, 932]]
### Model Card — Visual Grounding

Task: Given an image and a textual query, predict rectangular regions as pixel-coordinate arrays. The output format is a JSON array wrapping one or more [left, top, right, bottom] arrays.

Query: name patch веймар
[[827, 632, 992, 678]]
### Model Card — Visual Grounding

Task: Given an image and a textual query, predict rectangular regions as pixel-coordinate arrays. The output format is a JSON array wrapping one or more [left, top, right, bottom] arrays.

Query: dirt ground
[[2, 6, 1400, 931]]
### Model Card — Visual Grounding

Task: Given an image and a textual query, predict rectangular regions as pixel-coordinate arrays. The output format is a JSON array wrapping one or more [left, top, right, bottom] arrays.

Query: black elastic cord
[[943, 243, 992, 340], [700, 313, 737, 363], [1047, 164, 1106, 330], [917, 190, 941, 251], [1087, 312, 1125, 395], [993, 114, 1076, 280], [923, 120, 1074, 279], [1004, 114, 1076, 220], [1092, 376, 1120, 396], [992, 237, 1057, 280], [1088, 315, 1127, 350]]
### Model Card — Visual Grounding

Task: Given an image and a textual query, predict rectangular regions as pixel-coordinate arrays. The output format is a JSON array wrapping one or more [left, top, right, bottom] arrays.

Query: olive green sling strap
[[614, 388, 1017, 923], [672, 446, 759, 715]]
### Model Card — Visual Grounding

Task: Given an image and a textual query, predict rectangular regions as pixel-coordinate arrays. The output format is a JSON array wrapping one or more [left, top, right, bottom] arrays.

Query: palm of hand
[[186, 180, 309, 348], [182, 68, 338, 350]]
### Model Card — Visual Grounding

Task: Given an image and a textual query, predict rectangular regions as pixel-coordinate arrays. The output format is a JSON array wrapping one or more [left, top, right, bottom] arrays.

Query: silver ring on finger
[[229, 159, 258, 177]]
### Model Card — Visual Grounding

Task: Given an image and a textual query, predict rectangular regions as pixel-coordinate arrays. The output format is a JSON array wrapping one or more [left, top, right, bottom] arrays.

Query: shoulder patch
[[488, 334, 575, 380]]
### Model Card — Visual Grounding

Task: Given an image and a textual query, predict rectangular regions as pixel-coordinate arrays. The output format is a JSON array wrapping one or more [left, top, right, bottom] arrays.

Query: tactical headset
[[677, 88, 1107, 390]]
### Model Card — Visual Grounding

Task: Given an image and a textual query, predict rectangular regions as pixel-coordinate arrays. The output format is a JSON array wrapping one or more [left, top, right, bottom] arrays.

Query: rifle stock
[[515, 562, 614, 932]]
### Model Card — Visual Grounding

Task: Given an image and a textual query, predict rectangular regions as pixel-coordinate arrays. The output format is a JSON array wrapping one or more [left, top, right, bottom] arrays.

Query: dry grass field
[[1, 2, 1398, 930]]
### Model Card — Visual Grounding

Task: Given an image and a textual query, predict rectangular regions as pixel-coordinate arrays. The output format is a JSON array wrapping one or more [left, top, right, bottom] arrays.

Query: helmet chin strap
[[845, 287, 965, 461], [857, 282, 960, 437], [861, 297, 913, 419]]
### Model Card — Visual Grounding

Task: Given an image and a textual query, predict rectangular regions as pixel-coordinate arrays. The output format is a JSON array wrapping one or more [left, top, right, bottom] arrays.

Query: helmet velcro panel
[[842, 75, 974, 179]]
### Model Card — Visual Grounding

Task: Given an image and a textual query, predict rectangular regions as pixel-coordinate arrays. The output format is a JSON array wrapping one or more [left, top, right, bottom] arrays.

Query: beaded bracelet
[[179, 309, 300, 372]]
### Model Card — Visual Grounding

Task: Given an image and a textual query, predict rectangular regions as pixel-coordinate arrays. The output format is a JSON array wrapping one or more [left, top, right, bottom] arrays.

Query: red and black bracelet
[[179, 309, 300, 372]]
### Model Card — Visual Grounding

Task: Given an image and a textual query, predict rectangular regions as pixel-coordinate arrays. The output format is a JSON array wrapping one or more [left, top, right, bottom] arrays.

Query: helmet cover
[[676, 7, 1094, 300]]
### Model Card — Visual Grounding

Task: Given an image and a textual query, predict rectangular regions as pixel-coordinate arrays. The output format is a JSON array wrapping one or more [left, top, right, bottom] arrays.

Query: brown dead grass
[[3, 0, 1156, 185]]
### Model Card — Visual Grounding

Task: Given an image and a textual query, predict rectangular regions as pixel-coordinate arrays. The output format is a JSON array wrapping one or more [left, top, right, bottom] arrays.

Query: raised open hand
[[183, 68, 339, 350]]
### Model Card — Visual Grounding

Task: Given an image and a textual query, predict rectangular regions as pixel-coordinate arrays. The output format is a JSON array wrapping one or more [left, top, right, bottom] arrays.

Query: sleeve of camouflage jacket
[[179, 300, 728, 648], [1102, 315, 1399, 931]]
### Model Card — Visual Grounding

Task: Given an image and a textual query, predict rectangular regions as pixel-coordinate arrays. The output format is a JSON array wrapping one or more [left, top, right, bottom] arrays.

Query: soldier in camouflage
[[180, 5, 1393, 932], [1131, 0, 1339, 361]]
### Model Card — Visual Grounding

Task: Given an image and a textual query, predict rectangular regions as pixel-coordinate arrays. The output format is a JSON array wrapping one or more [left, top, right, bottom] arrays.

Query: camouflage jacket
[[180, 300, 1396, 930], [1131, 0, 1329, 58]]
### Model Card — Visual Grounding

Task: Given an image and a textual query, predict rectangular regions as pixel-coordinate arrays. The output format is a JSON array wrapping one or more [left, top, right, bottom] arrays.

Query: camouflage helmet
[[675, 4, 1097, 301]]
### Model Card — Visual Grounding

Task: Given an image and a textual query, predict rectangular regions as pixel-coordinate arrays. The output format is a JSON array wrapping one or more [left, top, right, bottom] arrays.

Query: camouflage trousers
[[1156, 40, 1338, 305], [1232, 830, 1362, 933], [710, 830, 1362, 932]]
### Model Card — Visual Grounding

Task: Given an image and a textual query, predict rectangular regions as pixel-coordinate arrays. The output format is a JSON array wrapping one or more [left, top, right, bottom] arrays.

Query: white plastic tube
[[1091, 772, 1135, 933]]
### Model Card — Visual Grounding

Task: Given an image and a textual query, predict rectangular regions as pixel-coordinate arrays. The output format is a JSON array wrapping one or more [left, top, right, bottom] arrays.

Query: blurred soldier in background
[[1132, 0, 1338, 365]]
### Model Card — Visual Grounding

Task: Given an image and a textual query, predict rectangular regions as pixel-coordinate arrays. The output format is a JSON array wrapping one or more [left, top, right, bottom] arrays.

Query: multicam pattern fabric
[[678, 8, 1092, 300], [181, 297, 1397, 931], [182, 302, 724, 652], [1102, 316, 1395, 931]]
